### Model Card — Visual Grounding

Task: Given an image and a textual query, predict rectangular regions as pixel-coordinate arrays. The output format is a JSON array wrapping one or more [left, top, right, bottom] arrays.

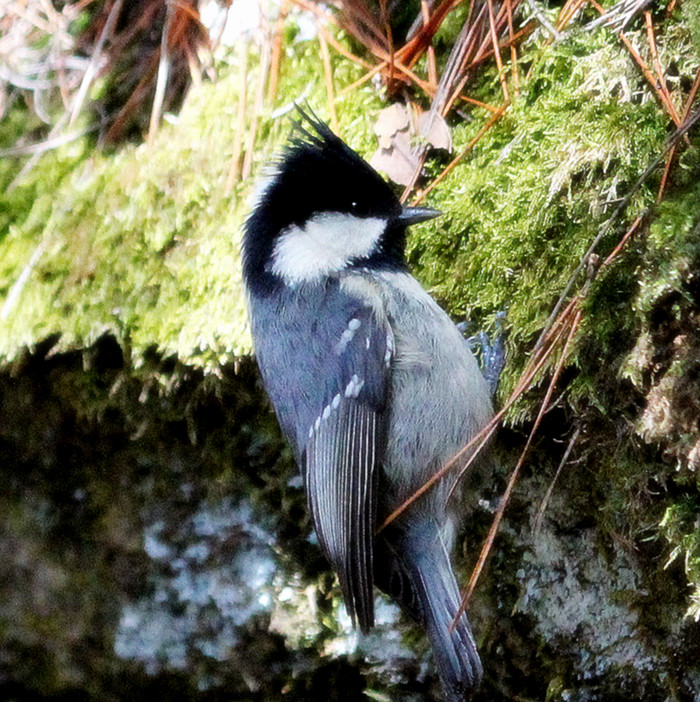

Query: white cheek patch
[[270, 212, 387, 284]]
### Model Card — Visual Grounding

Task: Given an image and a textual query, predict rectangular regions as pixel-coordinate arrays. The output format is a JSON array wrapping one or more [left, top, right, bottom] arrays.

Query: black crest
[[243, 106, 402, 293]]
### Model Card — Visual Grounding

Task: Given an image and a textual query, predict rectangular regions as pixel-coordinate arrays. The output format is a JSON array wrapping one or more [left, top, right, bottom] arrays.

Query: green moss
[[683, 0, 700, 54], [0, 41, 382, 368], [406, 31, 667, 399], [661, 498, 700, 620]]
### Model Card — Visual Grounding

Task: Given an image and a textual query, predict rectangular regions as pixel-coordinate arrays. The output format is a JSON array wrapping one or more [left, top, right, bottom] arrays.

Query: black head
[[243, 107, 439, 293]]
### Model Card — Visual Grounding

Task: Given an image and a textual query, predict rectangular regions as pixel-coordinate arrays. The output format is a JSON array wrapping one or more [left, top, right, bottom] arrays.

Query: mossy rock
[[1, 10, 699, 702]]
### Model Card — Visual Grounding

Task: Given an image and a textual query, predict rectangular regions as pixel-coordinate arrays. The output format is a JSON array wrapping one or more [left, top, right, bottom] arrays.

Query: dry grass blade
[[148, 1, 175, 142], [600, 213, 645, 268], [644, 10, 680, 126], [439, 2, 488, 115], [454, 304, 583, 622], [318, 28, 339, 133], [505, 0, 521, 95], [487, 0, 510, 103], [422, 0, 439, 87], [268, 0, 290, 106], [317, 22, 374, 71], [377, 413, 500, 533], [242, 27, 271, 181], [555, 0, 588, 32], [225, 38, 248, 194], [410, 105, 508, 205]]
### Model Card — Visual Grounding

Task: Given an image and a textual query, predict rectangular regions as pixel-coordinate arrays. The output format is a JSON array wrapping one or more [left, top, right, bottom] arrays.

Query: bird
[[242, 107, 494, 701]]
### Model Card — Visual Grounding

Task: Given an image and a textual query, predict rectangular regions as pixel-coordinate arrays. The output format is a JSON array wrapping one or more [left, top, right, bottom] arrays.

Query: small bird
[[242, 108, 493, 701]]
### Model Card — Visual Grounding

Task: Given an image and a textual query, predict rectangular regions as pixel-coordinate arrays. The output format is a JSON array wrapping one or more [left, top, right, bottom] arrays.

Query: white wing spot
[[365, 337, 371, 350], [344, 374, 365, 398], [311, 394, 342, 438], [336, 318, 363, 354], [384, 332, 394, 366]]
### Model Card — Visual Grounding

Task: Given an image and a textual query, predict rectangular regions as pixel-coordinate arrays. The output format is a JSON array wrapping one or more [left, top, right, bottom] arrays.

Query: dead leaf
[[417, 110, 452, 151], [373, 103, 410, 149], [370, 103, 453, 185]]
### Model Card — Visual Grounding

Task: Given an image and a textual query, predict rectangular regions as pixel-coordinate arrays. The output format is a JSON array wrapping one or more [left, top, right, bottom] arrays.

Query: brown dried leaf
[[372, 103, 410, 149], [370, 103, 453, 184], [417, 110, 452, 151], [370, 128, 420, 185]]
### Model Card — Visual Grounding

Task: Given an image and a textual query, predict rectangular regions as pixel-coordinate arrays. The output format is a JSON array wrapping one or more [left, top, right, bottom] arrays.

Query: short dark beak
[[395, 206, 442, 226]]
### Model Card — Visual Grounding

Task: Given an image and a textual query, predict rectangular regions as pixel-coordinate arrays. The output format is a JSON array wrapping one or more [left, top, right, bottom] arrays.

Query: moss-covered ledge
[[1, 13, 700, 702]]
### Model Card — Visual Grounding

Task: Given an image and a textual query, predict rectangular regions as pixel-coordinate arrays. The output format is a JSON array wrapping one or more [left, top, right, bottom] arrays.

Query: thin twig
[[378, 291, 579, 533], [600, 213, 645, 268], [455, 305, 583, 620], [532, 427, 580, 534], [644, 10, 680, 125], [657, 66, 700, 200], [68, 0, 124, 127], [410, 105, 508, 205]]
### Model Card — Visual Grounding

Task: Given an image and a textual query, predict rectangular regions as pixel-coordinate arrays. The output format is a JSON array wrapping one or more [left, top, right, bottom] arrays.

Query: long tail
[[375, 523, 482, 701]]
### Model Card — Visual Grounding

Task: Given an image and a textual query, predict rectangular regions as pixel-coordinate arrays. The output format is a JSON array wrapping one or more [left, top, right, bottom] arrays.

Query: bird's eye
[[350, 200, 370, 217]]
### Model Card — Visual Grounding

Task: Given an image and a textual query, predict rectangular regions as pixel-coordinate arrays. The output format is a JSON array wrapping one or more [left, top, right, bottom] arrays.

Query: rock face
[[1, 334, 699, 702]]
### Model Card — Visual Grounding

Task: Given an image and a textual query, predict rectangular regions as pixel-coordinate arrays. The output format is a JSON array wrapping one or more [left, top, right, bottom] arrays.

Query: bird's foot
[[460, 311, 507, 396]]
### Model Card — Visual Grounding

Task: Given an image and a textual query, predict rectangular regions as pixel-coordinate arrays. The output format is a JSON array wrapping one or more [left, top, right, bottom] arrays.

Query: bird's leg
[[459, 311, 506, 396]]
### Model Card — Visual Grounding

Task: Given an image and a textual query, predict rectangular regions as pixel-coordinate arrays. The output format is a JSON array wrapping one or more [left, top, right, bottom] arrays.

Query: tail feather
[[375, 524, 482, 701]]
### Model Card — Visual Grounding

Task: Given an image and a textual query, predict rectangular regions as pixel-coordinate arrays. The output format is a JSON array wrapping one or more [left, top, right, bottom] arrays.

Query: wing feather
[[249, 281, 392, 634], [304, 396, 384, 632]]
